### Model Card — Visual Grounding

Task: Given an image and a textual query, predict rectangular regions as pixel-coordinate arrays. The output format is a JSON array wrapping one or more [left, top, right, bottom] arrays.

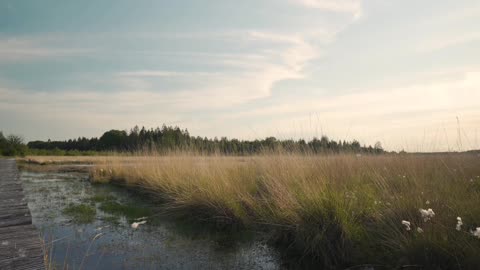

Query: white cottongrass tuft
[[425, 200, 430, 205], [417, 227, 424, 233], [471, 227, 480, 239], [131, 220, 147, 229], [419, 208, 435, 222], [401, 220, 411, 231], [456, 217, 463, 231]]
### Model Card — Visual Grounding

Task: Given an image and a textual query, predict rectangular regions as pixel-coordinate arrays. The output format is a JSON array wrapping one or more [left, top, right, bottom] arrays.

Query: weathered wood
[[0, 159, 44, 270]]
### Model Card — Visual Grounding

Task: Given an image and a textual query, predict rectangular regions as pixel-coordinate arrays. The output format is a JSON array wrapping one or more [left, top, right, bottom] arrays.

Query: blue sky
[[1, 0, 479, 151]]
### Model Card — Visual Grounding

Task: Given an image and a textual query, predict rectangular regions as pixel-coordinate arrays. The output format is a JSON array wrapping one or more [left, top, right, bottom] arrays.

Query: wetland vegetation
[[21, 152, 480, 269]]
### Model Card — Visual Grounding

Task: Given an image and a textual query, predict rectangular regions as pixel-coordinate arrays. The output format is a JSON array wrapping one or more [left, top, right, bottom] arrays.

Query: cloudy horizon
[[1, 0, 479, 152]]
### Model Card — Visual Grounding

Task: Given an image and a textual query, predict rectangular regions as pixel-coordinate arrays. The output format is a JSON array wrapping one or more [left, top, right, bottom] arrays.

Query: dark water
[[20, 171, 281, 270]]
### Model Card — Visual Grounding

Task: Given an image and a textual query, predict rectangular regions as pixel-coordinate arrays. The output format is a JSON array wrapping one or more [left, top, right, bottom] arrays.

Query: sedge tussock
[[85, 152, 480, 268]]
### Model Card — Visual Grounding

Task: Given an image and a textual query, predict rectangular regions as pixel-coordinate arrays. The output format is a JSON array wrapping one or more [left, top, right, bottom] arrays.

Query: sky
[[0, 0, 479, 152]]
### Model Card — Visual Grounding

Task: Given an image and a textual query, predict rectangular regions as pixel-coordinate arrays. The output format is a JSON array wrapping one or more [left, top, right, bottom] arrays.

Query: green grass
[[63, 203, 96, 224]]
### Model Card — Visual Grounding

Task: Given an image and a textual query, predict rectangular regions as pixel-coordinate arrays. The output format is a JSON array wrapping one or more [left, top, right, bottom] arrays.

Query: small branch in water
[[343, 264, 386, 269]]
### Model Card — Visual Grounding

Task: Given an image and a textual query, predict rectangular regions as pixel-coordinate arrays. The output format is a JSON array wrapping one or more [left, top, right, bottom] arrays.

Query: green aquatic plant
[[63, 203, 96, 224]]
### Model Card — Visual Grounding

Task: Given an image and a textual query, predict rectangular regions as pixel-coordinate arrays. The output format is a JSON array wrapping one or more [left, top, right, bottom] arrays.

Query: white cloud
[[291, 0, 363, 18]]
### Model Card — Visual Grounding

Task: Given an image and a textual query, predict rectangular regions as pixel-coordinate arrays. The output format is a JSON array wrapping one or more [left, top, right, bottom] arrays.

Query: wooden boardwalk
[[0, 159, 44, 270]]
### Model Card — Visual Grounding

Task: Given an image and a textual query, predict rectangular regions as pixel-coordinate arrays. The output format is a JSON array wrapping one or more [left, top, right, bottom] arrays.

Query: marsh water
[[20, 170, 281, 269]]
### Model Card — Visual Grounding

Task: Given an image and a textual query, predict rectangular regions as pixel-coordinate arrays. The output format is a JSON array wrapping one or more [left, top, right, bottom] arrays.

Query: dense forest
[[26, 125, 385, 155]]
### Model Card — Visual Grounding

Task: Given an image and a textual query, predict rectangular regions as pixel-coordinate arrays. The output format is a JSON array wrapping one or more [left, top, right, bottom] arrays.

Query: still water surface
[[20, 171, 281, 269]]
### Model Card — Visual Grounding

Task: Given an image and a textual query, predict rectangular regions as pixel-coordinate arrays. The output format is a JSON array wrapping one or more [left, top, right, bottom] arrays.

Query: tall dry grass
[[89, 153, 480, 268]]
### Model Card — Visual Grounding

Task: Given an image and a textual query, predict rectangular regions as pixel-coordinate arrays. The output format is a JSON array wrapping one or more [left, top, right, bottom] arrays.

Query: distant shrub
[[0, 132, 28, 156]]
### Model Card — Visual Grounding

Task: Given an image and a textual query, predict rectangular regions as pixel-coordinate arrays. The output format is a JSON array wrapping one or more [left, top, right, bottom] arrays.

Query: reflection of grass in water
[[166, 215, 255, 251], [91, 193, 117, 203], [99, 201, 151, 222], [63, 203, 96, 223]]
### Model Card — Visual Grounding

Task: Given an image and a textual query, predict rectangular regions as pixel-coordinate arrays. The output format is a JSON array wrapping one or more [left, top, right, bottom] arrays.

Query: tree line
[[26, 125, 385, 155]]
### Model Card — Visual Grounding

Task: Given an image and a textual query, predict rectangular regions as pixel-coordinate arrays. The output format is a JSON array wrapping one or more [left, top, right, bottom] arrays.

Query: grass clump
[[89, 153, 480, 268], [63, 203, 96, 224]]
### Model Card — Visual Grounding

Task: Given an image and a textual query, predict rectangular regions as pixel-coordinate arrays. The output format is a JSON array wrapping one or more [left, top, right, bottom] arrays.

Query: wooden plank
[[0, 160, 44, 270]]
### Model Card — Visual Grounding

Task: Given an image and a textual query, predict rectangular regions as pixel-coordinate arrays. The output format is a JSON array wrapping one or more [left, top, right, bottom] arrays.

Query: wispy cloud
[[243, 71, 480, 117], [112, 30, 321, 106], [417, 32, 480, 53], [0, 29, 321, 127], [291, 0, 363, 18], [0, 29, 324, 109], [118, 70, 218, 78], [0, 36, 91, 61]]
